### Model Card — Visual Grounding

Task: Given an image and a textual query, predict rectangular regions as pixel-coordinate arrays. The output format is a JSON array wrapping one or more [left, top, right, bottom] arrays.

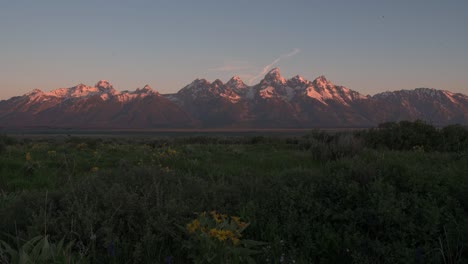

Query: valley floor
[[0, 122, 467, 263]]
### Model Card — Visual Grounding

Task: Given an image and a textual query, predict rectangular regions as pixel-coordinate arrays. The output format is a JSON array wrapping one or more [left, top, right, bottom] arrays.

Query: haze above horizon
[[1, 0, 467, 100]]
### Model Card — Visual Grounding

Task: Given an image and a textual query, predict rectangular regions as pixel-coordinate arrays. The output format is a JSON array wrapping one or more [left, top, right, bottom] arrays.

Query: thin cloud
[[248, 48, 301, 85]]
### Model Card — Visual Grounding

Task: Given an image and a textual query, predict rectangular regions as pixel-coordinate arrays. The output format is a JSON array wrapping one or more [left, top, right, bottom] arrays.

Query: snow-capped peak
[[177, 79, 211, 97], [115, 84, 159, 102], [95, 80, 113, 90], [230, 76, 242, 82], [267, 67, 281, 76], [226, 76, 247, 90], [134, 85, 158, 95], [191, 78, 210, 86], [287, 75, 309, 88], [291, 75, 306, 82], [41, 81, 117, 100], [22, 89, 46, 102], [142, 85, 153, 91], [312, 75, 333, 88], [263, 68, 286, 84], [27, 89, 44, 95]]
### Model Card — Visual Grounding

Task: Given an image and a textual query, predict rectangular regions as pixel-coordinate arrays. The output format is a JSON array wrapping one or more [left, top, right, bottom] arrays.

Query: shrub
[[182, 211, 264, 264], [440, 124, 468, 152], [305, 131, 364, 161]]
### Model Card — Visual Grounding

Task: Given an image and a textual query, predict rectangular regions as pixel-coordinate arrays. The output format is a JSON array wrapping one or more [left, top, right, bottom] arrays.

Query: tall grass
[[0, 122, 467, 263]]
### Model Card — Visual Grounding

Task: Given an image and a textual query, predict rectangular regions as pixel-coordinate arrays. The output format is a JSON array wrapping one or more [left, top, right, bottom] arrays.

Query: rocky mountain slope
[[1, 68, 467, 129]]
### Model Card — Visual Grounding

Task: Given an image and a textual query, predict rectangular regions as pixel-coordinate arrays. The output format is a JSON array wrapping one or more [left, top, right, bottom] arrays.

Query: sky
[[0, 0, 467, 99]]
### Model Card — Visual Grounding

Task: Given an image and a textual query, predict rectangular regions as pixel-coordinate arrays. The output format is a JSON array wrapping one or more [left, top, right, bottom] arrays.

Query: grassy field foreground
[[0, 121, 467, 263]]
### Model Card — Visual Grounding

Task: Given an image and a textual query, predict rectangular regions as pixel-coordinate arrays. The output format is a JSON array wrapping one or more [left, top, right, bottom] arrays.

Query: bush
[[0, 135, 17, 154], [362, 120, 468, 152], [440, 124, 468, 152], [304, 131, 364, 161]]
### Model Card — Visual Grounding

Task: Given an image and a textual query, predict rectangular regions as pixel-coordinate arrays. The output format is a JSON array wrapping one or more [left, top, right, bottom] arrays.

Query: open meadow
[[1, 121, 467, 263]]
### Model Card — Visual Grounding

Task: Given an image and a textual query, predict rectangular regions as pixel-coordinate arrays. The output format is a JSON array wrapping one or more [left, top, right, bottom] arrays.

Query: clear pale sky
[[1, 0, 467, 100]]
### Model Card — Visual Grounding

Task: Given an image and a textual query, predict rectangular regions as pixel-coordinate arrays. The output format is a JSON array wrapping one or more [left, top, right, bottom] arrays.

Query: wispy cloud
[[248, 48, 301, 85]]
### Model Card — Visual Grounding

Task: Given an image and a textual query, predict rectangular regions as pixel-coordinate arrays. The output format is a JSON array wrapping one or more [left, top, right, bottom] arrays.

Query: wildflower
[[47, 150, 56, 156], [25, 152, 31, 161], [208, 228, 218, 238], [209, 210, 227, 224], [209, 229, 229, 242], [186, 219, 200, 234], [231, 216, 248, 230], [91, 167, 99, 172], [210, 211, 222, 224], [208, 228, 237, 243]]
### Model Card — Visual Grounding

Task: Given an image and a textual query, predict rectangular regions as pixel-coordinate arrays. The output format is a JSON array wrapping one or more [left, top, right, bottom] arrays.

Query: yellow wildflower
[[210, 211, 222, 223], [25, 152, 31, 161], [186, 219, 200, 234], [91, 166, 99, 172], [231, 216, 248, 230], [47, 150, 56, 156], [208, 228, 236, 242], [208, 228, 218, 237]]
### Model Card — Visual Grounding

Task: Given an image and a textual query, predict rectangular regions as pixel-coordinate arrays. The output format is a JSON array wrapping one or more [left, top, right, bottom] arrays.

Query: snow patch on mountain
[[259, 86, 276, 99], [25, 89, 45, 102], [442, 91, 458, 104], [220, 92, 241, 103], [100, 94, 109, 101], [306, 86, 328, 104], [116, 85, 158, 102]]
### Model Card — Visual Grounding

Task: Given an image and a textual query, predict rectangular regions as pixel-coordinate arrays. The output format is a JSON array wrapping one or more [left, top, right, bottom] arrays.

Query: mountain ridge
[[1, 68, 467, 129]]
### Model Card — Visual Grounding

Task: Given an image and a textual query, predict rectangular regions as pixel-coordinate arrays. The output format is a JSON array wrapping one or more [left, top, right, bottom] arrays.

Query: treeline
[[362, 121, 468, 152]]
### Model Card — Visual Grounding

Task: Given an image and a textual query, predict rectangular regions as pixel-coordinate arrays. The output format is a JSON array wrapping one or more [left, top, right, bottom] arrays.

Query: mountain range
[[1, 68, 467, 129]]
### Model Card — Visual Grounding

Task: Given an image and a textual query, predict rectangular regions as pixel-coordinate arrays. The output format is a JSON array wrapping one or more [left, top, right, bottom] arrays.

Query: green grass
[[0, 126, 467, 263]]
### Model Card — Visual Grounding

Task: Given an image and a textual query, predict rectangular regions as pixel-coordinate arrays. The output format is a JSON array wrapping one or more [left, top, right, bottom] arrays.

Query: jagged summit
[[312, 75, 333, 88], [96, 80, 112, 88], [263, 68, 285, 84], [190, 78, 210, 86], [135, 85, 155, 94], [291, 75, 306, 82], [212, 79, 224, 87], [28, 89, 44, 95], [288, 75, 308, 87], [314, 75, 329, 82], [267, 67, 281, 75], [229, 76, 242, 82], [226, 76, 247, 90], [3, 73, 467, 129]]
